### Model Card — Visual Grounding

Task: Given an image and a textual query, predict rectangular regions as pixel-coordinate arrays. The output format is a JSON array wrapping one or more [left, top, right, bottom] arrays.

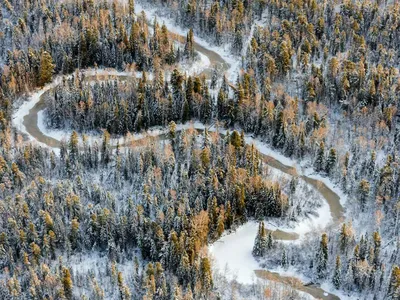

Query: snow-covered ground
[[210, 227, 347, 299], [208, 178, 331, 284], [209, 221, 262, 284], [180, 51, 211, 75]]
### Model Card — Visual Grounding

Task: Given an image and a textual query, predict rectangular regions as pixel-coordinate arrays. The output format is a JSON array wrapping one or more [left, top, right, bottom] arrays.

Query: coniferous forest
[[1, 0, 400, 299]]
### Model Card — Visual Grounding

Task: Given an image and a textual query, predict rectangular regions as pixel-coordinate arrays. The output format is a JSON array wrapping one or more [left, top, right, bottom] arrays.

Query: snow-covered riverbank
[[134, 1, 240, 81]]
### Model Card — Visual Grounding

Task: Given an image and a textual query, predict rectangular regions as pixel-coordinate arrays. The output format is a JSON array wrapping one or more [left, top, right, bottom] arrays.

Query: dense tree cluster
[[0, 0, 191, 122], [45, 69, 213, 134], [1, 0, 400, 298], [143, 0, 252, 52], [256, 224, 396, 298], [0, 125, 292, 298]]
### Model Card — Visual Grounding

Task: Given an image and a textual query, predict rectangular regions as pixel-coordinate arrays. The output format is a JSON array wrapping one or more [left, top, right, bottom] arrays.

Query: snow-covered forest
[[0, 0, 400, 299]]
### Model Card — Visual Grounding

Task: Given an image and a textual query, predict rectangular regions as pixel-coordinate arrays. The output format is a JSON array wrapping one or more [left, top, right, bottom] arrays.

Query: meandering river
[[14, 16, 344, 299]]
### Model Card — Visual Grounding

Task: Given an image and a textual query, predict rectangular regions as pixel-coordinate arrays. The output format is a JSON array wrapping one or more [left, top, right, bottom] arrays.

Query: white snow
[[265, 198, 331, 239], [179, 51, 211, 76], [209, 221, 260, 284], [208, 184, 331, 285], [13, 77, 62, 140], [320, 282, 355, 300]]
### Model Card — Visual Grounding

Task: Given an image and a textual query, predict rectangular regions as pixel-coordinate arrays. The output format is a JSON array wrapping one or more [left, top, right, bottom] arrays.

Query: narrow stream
[[17, 24, 344, 300], [255, 270, 340, 300]]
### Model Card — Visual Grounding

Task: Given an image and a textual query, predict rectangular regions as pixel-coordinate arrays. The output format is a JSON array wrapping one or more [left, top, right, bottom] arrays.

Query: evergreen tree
[[39, 51, 55, 87], [388, 265, 400, 299], [358, 180, 370, 211], [252, 222, 267, 257], [184, 29, 195, 59], [230, 130, 242, 149], [200, 257, 213, 293], [266, 231, 274, 250], [62, 267, 73, 300], [281, 248, 288, 269], [278, 41, 291, 76], [273, 111, 286, 148], [373, 232, 381, 268], [69, 131, 79, 162], [314, 142, 325, 172], [325, 148, 337, 175], [333, 255, 342, 289], [339, 223, 351, 254], [316, 233, 328, 280]]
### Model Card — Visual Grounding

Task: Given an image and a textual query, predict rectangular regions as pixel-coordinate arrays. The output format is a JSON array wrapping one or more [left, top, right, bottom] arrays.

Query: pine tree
[[273, 111, 286, 148], [101, 130, 111, 165], [333, 255, 342, 289], [325, 148, 337, 175], [281, 248, 288, 269], [39, 51, 55, 87], [252, 222, 267, 257], [339, 223, 351, 254], [266, 231, 274, 250], [172, 283, 183, 300], [345, 261, 354, 290], [184, 29, 195, 59], [118, 272, 127, 300], [200, 257, 213, 293], [373, 231, 381, 268], [62, 267, 73, 300], [314, 141, 325, 172], [278, 41, 291, 76], [230, 130, 242, 149], [367, 151, 376, 178], [316, 233, 328, 280], [358, 179, 370, 211], [236, 185, 246, 217], [200, 147, 211, 170], [216, 208, 225, 238], [388, 265, 400, 299], [169, 121, 177, 150], [69, 131, 79, 162], [210, 68, 218, 89]]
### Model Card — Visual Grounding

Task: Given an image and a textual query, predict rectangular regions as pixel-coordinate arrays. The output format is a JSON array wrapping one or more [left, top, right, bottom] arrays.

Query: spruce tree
[[252, 222, 267, 257], [340, 223, 349, 253], [314, 141, 325, 172], [39, 51, 55, 87], [333, 255, 342, 289], [200, 257, 213, 293], [325, 148, 337, 175], [316, 233, 328, 280], [266, 231, 274, 250], [281, 248, 288, 269], [373, 232, 381, 268], [278, 41, 291, 76], [388, 265, 400, 299], [62, 267, 73, 300], [184, 29, 195, 59], [358, 179, 370, 211], [69, 131, 79, 162]]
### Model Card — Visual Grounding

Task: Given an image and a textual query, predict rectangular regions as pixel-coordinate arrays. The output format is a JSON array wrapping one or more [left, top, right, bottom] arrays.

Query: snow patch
[[209, 221, 260, 284]]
